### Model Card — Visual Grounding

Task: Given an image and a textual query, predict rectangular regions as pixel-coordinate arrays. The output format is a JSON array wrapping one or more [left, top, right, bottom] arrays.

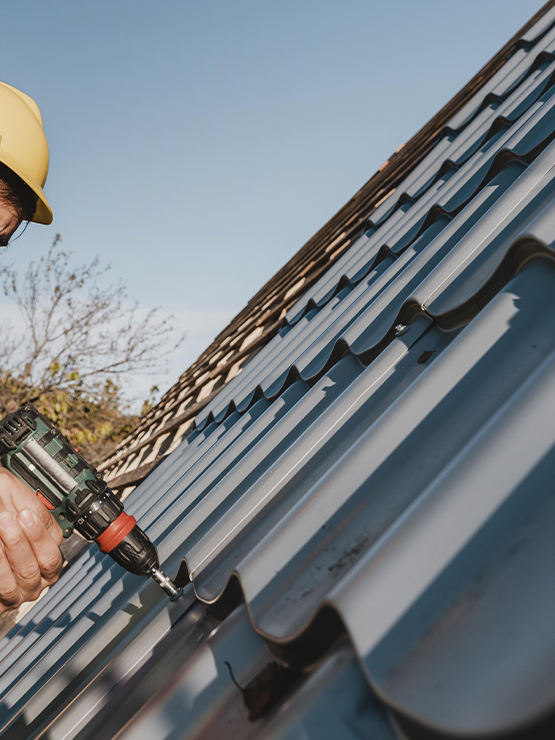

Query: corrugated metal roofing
[[4, 4, 555, 738], [98, 0, 555, 497]]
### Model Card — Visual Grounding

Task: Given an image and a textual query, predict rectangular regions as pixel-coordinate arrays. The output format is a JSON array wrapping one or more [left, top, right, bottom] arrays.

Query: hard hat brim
[[0, 148, 52, 225]]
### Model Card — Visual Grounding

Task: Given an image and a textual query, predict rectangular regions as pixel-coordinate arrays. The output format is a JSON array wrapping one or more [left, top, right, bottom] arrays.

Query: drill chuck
[[102, 515, 159, 576]]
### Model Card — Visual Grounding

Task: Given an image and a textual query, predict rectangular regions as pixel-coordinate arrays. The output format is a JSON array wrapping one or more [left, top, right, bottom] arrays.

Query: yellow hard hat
[[0, 82, 52, 225]]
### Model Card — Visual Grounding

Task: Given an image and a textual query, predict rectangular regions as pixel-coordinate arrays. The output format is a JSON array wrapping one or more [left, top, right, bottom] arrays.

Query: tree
[[0, 236, 184, 464]]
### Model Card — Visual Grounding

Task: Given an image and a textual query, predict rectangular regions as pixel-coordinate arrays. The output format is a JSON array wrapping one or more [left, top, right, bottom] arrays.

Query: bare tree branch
[[0, 236, 184, 398], [0, 236, 186, 463]]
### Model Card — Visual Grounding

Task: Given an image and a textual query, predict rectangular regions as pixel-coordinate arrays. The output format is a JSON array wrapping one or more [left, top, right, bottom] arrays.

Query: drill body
[[0, 405, 179, 597]]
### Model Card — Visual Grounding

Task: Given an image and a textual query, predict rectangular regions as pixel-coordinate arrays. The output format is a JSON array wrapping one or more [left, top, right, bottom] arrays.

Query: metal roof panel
[[4, 7, 555, 739]]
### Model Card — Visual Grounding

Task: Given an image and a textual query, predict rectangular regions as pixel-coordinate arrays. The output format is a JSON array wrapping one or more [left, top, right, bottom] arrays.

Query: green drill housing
[[0, 405, 180, 597], [0, 405, 121, 540]]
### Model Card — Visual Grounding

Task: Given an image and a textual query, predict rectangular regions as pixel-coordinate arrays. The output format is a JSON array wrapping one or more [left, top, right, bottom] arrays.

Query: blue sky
[[0, 0, 545, 406]]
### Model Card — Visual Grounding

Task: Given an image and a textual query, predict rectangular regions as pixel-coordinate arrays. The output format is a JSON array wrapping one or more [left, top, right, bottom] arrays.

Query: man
[[0, 82, 62, 613]]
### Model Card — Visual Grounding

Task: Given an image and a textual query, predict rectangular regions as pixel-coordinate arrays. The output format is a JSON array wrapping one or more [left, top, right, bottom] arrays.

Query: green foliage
[[0, 373, 138, 466]]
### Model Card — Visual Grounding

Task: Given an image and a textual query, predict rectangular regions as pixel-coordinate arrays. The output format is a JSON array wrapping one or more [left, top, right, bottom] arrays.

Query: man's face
[[0, 204, 22, 248]]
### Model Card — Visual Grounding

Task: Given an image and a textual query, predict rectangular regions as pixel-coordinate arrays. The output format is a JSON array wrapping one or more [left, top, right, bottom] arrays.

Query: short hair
[[0, 162, 38, 222]]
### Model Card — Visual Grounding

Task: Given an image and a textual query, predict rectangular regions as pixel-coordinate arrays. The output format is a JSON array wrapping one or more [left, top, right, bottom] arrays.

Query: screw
[[394, 324, 408, 336]]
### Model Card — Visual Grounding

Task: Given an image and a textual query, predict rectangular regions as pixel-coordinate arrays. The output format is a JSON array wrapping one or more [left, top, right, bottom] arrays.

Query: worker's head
[[0, 163, 39, 246], [0, 82, 52, 246]]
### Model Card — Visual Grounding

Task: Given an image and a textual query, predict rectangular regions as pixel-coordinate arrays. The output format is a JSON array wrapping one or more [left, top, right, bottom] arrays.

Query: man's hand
[[0, 468, 63, 613]]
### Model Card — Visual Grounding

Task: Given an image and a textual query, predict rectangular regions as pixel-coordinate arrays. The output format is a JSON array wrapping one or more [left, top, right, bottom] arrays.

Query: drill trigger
[[36, 490, 56, 511]]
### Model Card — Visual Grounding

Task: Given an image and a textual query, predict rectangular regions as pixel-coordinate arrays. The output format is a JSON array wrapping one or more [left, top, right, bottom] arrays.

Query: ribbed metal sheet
[[3, 6, 555, 739], [99, 2, 555, 495]]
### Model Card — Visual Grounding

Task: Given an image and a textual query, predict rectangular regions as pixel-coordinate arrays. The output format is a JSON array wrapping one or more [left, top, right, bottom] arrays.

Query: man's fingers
[[0, 469, 21, 515], [0, 468, 49, 518], [0, 471, 63, 612], [0, 542, 20, 609], [35, 508, 63, 546], [0, 468, 63, 545], [18, 509, 62, 584], [0, 511, 43, 600], [10, 480, 59, 537]]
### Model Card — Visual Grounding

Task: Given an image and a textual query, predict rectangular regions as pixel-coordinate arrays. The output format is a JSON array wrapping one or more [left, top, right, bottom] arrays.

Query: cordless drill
[[0, 405, 180, 599]]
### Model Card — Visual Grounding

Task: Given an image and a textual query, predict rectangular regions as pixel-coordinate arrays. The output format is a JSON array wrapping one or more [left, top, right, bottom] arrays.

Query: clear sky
[[0, 0, 546, 407]]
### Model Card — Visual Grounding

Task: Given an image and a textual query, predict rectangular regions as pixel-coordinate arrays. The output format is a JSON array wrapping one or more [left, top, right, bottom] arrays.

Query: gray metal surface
[[3, 7, 555, 739]]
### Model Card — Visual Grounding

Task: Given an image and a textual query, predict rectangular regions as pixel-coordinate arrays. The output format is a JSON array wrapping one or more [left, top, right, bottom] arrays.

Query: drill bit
[[150, 567, 182, 599]]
